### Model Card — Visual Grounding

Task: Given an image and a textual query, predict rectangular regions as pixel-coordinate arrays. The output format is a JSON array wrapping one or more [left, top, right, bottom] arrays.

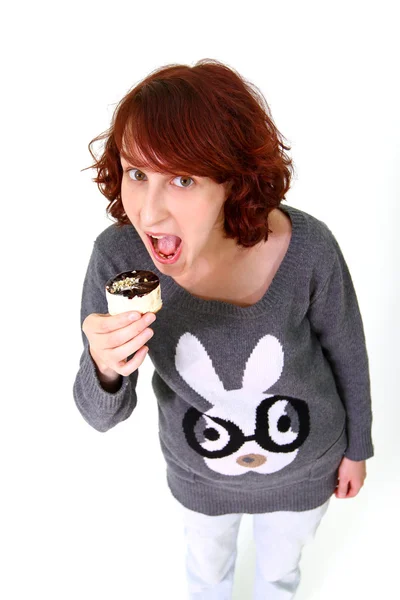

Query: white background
[[2, 1, 398, 598]]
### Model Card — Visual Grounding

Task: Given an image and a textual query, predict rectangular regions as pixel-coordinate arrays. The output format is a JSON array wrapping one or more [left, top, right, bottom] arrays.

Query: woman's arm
[[307, 237, 374, 462], [72, 239, 139, 432]]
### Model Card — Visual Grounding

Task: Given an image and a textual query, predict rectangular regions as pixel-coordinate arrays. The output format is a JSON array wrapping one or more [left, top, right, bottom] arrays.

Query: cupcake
[[105, 270, 162, 315]]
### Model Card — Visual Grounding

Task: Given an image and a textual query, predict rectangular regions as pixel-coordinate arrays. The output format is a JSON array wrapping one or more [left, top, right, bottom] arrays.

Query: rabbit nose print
[[236, 454, 266, 468]]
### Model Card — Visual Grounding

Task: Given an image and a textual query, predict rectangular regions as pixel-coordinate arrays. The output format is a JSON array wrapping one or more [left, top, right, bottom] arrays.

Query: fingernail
[[128, 312, 141, 320], [144, 313, 156, 324]]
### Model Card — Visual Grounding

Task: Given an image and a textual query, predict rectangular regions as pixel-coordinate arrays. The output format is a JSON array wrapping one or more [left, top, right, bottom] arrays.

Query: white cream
[[106, 285, 162, 315]]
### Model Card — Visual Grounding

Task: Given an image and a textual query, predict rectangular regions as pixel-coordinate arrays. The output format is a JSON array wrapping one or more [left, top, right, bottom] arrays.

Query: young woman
[[73, 58, 374, 599]]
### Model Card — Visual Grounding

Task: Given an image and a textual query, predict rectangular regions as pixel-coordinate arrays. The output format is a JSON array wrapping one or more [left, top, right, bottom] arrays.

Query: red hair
[[83, 58, 295, 247]]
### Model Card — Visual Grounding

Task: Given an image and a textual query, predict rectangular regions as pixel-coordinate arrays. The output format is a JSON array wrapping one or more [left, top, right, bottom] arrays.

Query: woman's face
[[120, 156, 231, 281]]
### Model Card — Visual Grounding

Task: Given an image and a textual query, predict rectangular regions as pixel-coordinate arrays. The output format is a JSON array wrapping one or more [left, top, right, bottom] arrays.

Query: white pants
[[175, 497, 331, 600]]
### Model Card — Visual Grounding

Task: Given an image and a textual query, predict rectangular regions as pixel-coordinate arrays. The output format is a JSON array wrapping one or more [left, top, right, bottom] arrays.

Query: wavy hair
[[82, 58, 295, 247]]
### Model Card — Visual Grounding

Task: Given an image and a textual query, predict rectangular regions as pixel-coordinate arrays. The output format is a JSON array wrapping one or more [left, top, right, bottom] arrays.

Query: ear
[[175, 332, 225, 403], [242, 334, 284, 392]]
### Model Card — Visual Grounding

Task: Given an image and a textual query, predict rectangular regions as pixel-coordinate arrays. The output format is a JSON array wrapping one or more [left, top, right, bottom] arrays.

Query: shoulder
[[94, 222, 138, 256], [284, 203, 341, 265], [282, 204, 345, 299], [91, 221, 152, 276]]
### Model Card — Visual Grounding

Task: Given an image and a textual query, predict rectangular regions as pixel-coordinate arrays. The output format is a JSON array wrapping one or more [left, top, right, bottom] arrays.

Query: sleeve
[[307, 237, 374, 461], [72, 239, 139, 433]]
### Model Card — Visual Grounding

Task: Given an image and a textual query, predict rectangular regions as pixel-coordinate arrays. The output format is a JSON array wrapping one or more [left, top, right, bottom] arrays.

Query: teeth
[[148, 233, 179, 260]]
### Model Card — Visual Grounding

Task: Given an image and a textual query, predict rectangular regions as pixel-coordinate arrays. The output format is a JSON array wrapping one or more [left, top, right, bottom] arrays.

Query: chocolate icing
[[105, 270, 160, 299]]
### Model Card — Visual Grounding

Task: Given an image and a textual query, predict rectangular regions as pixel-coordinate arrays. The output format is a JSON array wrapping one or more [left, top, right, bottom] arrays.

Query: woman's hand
[[335, 457, 367, 499], [82, 310, 156, 379]]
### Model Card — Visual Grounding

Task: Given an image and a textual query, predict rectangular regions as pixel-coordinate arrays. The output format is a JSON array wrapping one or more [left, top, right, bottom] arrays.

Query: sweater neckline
[[145, 203, 309, 318]]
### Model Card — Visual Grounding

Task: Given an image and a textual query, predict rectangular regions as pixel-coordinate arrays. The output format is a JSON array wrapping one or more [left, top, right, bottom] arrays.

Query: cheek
[[120, 183, 128, 208], [121, 185, 137, 218]]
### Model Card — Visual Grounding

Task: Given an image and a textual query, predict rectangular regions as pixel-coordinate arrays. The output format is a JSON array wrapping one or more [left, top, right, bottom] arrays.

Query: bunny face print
[[176, 333, 310, 476]]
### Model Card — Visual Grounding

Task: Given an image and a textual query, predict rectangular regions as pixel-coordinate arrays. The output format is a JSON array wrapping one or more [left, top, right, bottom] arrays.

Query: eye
[[267, 400, 299, 445], [127, 168, 146, 181], [173, 175, 194, 188], [256, 396, 310, 453], [182, 408, 243, 458], [198, 415, 231, 452], [125, 168, 194, 188]]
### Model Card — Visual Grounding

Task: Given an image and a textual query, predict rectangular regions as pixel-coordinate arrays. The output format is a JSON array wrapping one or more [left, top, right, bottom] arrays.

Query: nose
[[236, 454, 267, 468], [139, 181, 169, 228]]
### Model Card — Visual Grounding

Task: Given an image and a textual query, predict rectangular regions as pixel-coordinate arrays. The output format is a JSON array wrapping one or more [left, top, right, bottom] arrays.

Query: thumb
[[336, 478, 349, 498]]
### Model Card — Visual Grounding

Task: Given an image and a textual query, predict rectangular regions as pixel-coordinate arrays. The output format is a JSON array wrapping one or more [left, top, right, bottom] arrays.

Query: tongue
[[157, 235, 181, 256]]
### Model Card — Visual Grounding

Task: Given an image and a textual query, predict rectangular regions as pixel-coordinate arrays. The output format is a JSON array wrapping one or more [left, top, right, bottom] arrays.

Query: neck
[[172, 209, 282, 294]]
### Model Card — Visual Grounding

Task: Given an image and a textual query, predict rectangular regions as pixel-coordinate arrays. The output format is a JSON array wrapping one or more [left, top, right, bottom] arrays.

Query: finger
[[93, 310, 142, 334], [108, 326, 155, 366], [103, 312, 156, 350], [118, 345, 149, 376], [346, 481, 361, 498], [336, 479, 349, 498]]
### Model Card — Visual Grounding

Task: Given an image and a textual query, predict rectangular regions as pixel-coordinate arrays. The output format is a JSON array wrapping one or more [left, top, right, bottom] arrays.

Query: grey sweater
[[73, 203, 374, 515]]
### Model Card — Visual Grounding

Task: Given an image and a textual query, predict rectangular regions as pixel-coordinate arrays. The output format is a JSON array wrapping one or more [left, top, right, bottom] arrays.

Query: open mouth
[[147, 234, 183, 263]]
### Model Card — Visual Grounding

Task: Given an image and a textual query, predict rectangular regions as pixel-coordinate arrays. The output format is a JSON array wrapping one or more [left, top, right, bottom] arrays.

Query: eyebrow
[[121, 162, 193, 177], [122, 163, 167, 174], [121, 160, 153, 171], [120, 158, 139, 167]]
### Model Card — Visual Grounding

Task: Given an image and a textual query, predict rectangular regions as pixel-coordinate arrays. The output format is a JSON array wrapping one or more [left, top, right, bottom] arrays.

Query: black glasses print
[[182, 395, 310, 459]]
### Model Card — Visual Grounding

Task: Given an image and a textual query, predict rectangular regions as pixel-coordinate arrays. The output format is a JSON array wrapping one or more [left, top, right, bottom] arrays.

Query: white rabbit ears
[[175, 332, 284, 407]]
